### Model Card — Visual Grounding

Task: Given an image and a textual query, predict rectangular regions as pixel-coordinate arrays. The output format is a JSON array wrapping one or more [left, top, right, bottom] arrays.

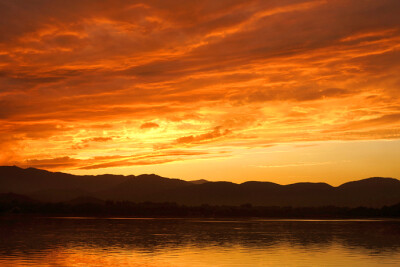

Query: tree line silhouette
[[1, 193, 399, 218]]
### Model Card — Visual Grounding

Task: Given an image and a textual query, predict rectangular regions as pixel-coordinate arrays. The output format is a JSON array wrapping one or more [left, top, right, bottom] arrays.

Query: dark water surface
[[0, 217, 399, 266]]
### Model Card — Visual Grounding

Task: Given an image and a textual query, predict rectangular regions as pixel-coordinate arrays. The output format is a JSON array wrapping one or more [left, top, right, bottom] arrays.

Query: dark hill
[[0, 166, 129, 201], [189, 179, 209, 184], [336, 177, 400, 207], [152, 181, 336, 206], [98, 174, 190, 201], [0, 192, 37, 203], [0, 166, 399, 207]]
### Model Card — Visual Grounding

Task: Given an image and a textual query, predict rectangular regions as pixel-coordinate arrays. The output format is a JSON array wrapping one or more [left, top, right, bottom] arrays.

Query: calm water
[[0, 217, 399, 266]]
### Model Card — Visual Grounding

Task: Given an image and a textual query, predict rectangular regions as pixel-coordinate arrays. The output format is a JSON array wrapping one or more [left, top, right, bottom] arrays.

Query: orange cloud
[[140, 122, 159, 129], [176, 126, 232, 144], [14, 150, 228, 171], [0, 0, 399, 178]]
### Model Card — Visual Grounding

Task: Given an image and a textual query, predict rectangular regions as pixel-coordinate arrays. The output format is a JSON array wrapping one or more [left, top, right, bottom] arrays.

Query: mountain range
[[1, 166, 399, 207]]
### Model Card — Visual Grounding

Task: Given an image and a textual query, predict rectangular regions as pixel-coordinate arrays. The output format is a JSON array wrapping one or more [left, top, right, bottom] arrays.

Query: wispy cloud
[[0, 0, 399, 172]]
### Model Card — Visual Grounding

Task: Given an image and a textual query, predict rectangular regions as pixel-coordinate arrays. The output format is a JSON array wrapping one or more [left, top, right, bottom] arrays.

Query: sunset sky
[[1, 0, 399, 185]]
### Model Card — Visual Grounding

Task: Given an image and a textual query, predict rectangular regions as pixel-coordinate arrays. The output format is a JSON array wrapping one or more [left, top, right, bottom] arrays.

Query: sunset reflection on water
[[0, 217, 399, 266]]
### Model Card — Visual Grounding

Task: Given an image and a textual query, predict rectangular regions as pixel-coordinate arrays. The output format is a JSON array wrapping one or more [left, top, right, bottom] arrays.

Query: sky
[[0, 0, 399, 185]]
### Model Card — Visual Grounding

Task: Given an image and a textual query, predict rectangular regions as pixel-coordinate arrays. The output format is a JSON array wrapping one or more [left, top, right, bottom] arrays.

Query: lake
[[0, 217, 399, 266]]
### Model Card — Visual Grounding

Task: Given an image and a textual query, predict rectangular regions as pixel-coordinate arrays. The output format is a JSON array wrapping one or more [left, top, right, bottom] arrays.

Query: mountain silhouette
[[0, 166, 129, 201], [1, 166, 399, 207], [98, 174, 189, 201]]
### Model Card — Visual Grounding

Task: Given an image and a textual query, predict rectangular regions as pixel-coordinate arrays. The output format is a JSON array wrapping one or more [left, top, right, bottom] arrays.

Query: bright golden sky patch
[[1, 0, 399, 184]]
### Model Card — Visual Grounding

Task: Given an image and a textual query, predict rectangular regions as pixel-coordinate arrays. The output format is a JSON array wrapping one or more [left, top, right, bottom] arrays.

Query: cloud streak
[[0, 0, 399, 173]]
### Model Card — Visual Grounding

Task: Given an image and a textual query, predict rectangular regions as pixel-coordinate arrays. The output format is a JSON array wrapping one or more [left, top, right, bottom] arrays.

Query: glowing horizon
[[1, 0, 399, 185]]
